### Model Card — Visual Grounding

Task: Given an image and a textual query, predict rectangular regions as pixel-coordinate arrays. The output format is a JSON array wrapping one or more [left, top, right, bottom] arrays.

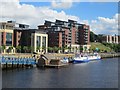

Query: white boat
[[88, 53, 101, 61], [73, 53, 101, 63], [73, 54, 89, 63]]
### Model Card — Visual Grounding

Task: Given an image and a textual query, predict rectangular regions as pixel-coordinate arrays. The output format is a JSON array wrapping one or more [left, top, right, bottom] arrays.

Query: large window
[[0, 25, 5, 29], [42, 36, 46, 47], [6, 33, 12, 46], [36, 36, 41, 47]]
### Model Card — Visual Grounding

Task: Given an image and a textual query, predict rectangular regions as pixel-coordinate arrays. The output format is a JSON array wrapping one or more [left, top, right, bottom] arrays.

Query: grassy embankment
[[90, 42, 120, 58], [90, 42, 113, 52]]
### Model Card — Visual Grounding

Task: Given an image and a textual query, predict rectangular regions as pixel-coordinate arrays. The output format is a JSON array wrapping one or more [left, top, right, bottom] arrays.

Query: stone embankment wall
[[99, 53, 120, 58]]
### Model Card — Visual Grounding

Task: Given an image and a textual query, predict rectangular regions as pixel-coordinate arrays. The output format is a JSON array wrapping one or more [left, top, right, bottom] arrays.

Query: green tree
[[72, 47, 74, 52], [27, 46, 33, 53], [79, 47, 83, 52], [68, 46, 71, 53], [23, 46, 28, 53], [0, 46, 2, 53], [36, 46, 40, 52], [102, 43, 120, 52], [30, 46, 34, 53], [84, 46, 87, 52], [90, 31, 95, 42], [16, 46, 21, 53], [42, 46, 46, 53], [90, 31, 103, 42], [2, 45, 6, 53], [48, 47, 53, 53], [57, 47, 62, 53], [53, 46, 59, 53], [7, 46, 13, 53], [62, 45, 68, 53]]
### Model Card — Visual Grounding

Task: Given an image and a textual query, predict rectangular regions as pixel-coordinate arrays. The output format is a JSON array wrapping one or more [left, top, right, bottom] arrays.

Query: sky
[[0, 0, 119, 35]]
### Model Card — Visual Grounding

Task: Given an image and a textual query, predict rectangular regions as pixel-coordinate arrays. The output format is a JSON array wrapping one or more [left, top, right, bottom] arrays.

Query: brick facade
[[38, 19, 90, 50]]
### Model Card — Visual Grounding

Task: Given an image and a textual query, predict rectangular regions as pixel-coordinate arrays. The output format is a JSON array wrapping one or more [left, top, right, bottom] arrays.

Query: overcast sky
[[0, 0, 119, 35]]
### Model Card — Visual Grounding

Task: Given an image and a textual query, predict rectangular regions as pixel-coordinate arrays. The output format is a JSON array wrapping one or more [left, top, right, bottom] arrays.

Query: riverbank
[[1, 52, 120, 59], [1, 53, 119, 70]]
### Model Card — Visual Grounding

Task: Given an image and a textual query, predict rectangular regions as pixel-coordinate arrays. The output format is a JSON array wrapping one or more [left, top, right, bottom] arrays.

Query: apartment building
[[38, 19, 90, 53], [100, 34, 120, 44], [78, 24, 90, 45]]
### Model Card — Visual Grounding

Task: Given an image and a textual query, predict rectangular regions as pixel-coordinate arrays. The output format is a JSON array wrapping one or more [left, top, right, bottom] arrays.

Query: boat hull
[[72, 56, 101, 63], [73, 60, 89, 63], [72, 53, 101, 64]]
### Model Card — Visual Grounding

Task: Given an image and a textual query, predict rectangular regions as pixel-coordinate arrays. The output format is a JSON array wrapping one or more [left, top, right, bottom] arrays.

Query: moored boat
[[73, 54, 89, 63], [73, 53, 101, 63]]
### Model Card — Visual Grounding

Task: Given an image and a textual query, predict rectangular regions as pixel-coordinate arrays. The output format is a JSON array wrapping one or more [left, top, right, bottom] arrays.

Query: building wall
[[21, 30, 31, 46], [38, 20, 90, 52], [63, 28, 69, 46], [118, 36, 120, 44], [87, 25, 90, 45], [48, 30, 70, 48], [48, 32, 59, 47], [78, 27, 84, 45], [14, 30, 22, 47], [71, 27, 76, 44], [78, 25, 90, 45], [101, 35, 119, 44], [0, 29, 14, 46], [59, 32, 62, 47]]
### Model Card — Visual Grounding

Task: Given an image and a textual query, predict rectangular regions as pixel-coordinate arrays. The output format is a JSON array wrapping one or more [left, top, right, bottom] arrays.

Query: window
[[42, 36, 46, 47], [1, 25, 5, 29], [36, 36, 41, 47], [6, 33, 12, 46]]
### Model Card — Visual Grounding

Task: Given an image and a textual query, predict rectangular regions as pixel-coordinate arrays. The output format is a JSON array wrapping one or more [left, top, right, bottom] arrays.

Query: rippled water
[[2, 58, 118, 88]]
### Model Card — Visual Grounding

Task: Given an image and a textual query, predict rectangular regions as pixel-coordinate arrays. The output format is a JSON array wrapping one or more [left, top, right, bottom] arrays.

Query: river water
[[2, 58, 118, 88]]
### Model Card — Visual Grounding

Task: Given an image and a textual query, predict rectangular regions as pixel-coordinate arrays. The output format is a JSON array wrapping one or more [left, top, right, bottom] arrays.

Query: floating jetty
[[0, 54, 69, 69], [0, 56, 36, 69], [45, 59, 69, 68], [36, 55, 68, 68]]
